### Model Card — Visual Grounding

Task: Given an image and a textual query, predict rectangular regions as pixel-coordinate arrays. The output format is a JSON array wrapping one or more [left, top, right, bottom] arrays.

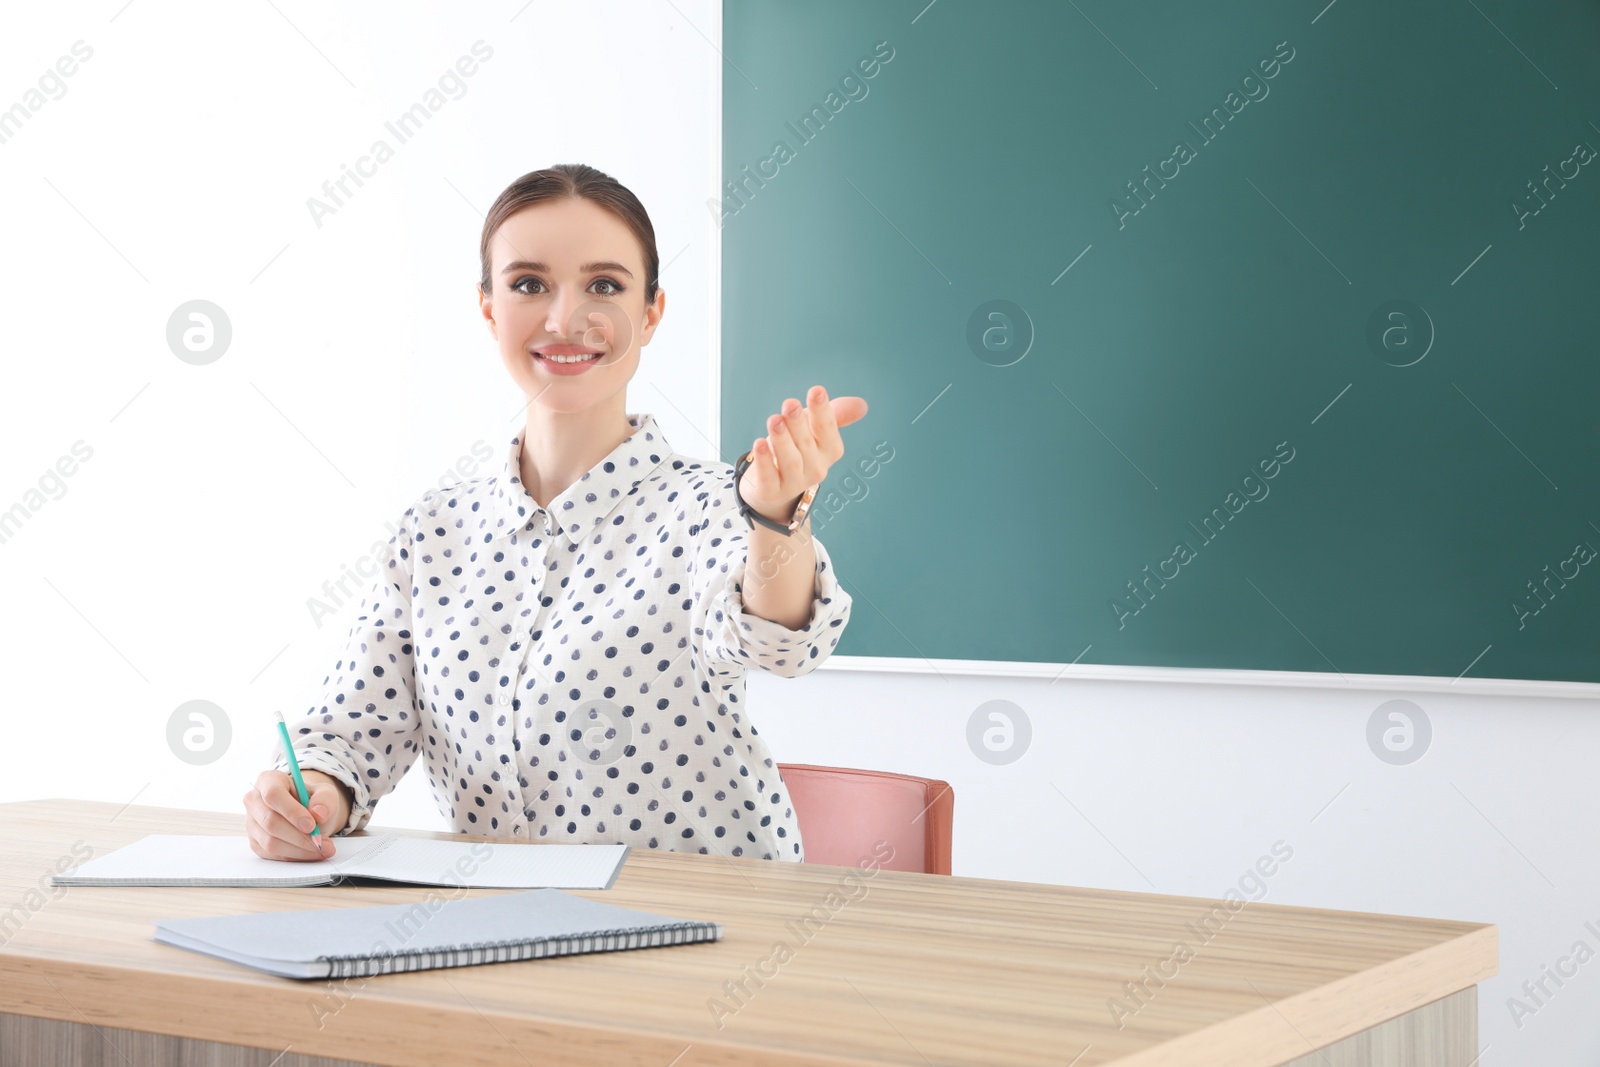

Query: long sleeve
[[269, 506, 423, 835], [692, 501, 853, 679]]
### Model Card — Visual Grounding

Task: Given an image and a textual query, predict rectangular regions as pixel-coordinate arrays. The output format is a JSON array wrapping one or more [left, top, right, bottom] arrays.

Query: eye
[[509, 276, 624, 297]]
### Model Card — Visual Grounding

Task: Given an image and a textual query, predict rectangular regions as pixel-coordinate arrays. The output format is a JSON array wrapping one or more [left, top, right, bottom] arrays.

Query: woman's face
[[480, 196, 665, 416]]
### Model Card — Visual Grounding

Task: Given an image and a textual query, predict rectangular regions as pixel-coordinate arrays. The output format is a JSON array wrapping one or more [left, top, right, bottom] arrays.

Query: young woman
[[244, 163, 866, 863]]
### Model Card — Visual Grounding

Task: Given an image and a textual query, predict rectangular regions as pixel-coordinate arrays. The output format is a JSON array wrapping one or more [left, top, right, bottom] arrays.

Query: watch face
[[788, 487, 818, 532]]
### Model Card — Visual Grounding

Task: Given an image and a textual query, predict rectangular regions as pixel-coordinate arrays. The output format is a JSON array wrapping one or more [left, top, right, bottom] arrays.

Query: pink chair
[[778, 763, 954, 875]]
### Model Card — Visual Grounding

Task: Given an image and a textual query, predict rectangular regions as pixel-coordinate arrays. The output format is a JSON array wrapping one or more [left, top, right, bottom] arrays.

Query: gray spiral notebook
[[152, 889, 723, 979]]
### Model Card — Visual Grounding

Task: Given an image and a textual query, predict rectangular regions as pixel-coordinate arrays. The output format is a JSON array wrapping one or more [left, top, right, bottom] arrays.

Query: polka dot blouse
[[270, 413, 852, 862]]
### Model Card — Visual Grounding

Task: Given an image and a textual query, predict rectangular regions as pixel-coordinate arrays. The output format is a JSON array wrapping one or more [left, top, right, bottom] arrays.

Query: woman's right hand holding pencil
[[244, 769, 351, 861]]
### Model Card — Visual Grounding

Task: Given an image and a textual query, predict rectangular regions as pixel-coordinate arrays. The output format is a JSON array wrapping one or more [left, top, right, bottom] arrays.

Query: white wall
[[1, 4, 1594, 1065], [0, 0, 720, 828]]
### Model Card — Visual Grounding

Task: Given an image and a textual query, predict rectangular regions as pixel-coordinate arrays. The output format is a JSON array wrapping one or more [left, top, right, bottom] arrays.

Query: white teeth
[[540, 353, 599, 364]]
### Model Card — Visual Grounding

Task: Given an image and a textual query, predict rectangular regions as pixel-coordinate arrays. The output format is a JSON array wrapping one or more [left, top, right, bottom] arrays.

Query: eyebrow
[[500, 259, 635, 278]]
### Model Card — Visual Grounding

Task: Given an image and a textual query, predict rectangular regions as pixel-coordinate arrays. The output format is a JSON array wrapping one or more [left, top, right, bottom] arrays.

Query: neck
[[519, 396, 635, 509]]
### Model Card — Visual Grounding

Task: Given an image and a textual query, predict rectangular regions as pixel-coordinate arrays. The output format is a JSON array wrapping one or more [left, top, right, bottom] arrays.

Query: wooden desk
[[0, 799, 1495, 1067]]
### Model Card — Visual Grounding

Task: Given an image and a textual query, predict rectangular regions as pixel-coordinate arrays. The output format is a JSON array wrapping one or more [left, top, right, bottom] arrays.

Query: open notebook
[[51, 834, 627, 890], [153, 888, 723, 979]]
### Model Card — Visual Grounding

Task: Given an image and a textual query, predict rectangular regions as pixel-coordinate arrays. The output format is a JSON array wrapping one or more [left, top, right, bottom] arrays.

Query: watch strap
[[734, 450, 818, 536]]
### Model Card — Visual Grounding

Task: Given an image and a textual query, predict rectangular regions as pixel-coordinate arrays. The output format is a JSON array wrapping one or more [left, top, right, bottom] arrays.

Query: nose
[[543, 287, 578, 339]]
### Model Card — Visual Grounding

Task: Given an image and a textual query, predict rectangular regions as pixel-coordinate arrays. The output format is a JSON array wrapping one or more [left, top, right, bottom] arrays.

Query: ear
[[478, 285, 497, 341], [639, 286, 666, 347]]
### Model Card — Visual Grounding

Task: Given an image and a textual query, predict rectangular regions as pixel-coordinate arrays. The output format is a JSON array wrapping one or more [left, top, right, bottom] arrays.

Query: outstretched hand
[[738, 385, 868, 525]]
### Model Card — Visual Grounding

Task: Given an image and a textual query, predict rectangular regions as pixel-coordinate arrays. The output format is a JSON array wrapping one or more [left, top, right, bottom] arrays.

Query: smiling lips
[[532, 344, 605, 374]]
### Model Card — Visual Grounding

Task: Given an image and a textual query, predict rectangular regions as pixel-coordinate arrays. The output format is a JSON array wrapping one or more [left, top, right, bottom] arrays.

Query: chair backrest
[[777, 763, 953, 875]]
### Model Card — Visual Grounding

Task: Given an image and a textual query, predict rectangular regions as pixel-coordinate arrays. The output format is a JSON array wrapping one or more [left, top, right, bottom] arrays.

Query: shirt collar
[[493, 413, 673, 546]]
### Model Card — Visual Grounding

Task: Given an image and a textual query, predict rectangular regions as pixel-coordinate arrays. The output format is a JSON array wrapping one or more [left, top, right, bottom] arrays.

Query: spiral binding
[[317, 920, 720, 979]]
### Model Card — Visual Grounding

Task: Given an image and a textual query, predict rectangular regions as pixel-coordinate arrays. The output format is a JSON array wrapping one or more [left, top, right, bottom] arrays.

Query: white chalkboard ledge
[[818, 655, 1600, 700]]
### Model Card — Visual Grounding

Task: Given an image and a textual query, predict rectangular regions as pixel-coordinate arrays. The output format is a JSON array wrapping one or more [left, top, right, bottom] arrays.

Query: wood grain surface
[[0, 799, 1496, 1067]]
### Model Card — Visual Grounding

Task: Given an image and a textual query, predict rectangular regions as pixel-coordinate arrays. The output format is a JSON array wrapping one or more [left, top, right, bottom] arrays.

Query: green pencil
[[275, 710, 325, 857]]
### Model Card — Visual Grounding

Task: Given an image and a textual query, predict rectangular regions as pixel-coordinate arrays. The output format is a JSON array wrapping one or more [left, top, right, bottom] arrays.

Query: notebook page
[[52, 834, 392, 886], [345, 837, 628, 890]]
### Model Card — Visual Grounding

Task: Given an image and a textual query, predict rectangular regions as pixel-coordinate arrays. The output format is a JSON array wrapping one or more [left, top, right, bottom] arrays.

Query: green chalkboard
[[720, 0, 1600, 683]]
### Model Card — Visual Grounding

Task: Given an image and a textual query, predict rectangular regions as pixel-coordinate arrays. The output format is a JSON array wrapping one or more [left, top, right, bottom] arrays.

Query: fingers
[[766, 408, 806, 491], [244, 792, 326, 861], [826, 395, 869, 429], [808, 385, 838, 439], [245, 771, 335, 862], [751, 435, 778, 475], [774, 395, 825, 479], [804, 385, 844, 463], [262, 771, 319, 834], [782, 396, 818, 453], [748, 387, 868, 508], [306, 778, 349, 837]]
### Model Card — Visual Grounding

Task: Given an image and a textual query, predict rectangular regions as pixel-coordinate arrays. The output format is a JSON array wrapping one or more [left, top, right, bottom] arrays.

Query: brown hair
[[477, 163, 660, 306]]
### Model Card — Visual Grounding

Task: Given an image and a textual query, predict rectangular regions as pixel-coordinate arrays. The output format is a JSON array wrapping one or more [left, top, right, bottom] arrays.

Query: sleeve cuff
[[709, 535, 853, 678]]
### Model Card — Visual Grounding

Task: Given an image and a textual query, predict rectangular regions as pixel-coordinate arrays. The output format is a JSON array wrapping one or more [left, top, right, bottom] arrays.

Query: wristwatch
[[734, 449, 819, 536]]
